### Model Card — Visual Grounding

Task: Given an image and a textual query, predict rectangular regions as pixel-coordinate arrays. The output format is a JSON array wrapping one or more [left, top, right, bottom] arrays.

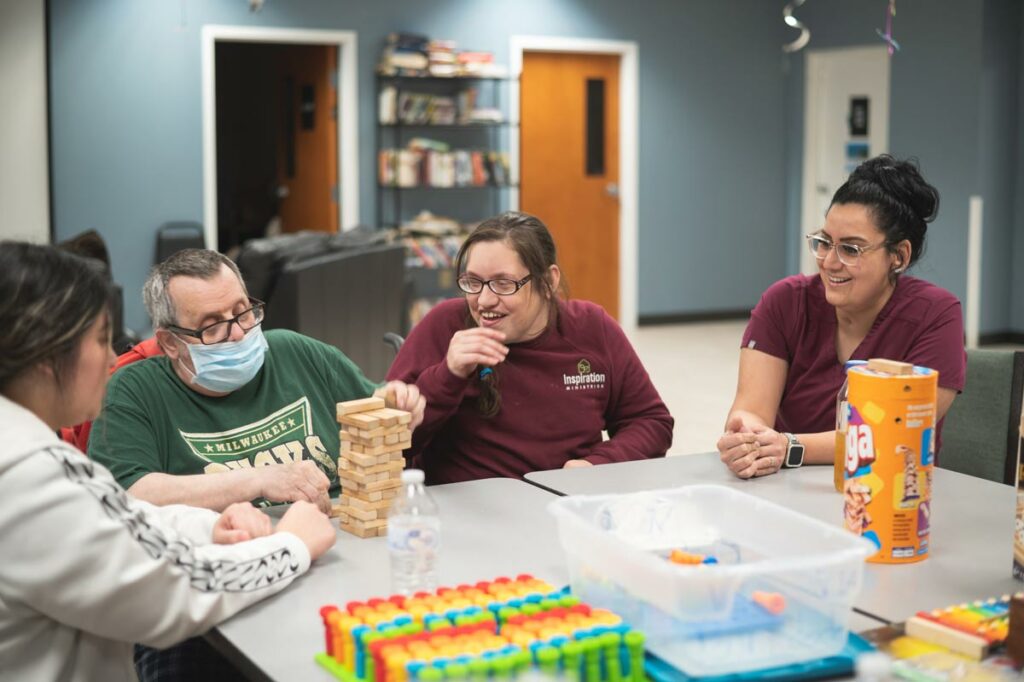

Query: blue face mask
[[178, 326, 268, 393]]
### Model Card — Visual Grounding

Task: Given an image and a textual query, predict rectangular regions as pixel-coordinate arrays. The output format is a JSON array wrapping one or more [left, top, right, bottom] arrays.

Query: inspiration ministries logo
[[563, 358, 606, 391]]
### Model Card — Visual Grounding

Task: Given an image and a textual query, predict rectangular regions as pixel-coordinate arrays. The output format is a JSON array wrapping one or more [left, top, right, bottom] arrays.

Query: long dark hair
[[0, 242, 110, 391], [454, 212, 566, 418], [830, 155, 939, 270]]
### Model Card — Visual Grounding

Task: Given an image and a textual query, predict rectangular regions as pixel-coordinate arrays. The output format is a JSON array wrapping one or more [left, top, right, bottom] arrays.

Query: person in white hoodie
[[0, 241, 337, 682]]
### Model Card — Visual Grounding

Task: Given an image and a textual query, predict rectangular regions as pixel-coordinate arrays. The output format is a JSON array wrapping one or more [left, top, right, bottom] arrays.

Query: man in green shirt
[[89, 249, 424, 512]]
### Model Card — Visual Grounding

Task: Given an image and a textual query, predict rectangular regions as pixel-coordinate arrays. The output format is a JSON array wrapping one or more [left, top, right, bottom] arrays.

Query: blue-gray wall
[[783, 0, 986, 325], [48, 1, 1022, 335], [48, 0, 789, 333], [979, 0, 1020, 335], [1015, 2, 1024, 333]]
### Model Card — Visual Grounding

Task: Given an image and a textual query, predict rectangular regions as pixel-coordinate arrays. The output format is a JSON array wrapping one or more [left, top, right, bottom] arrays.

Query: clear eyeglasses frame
[[805, 234, 886, 267]]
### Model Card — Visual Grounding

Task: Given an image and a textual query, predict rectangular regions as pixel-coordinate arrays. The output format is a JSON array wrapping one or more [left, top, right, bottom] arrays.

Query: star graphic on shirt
[[205, 444, 213, 453], [288, 418, 296, 427]]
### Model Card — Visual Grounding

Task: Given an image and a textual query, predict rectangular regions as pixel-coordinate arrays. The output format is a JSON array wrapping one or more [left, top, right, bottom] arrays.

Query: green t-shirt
[[89, 329, 378, 499]]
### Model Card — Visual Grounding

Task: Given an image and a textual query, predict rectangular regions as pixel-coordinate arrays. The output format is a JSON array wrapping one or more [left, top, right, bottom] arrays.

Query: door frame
[[201, 25, 359, 250], [509, 36, 639, 331], [800, 45, 890, 274]]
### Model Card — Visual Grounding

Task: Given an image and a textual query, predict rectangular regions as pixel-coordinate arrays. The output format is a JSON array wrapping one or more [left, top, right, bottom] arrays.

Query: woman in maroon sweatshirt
[[387, 212, 673, 484]]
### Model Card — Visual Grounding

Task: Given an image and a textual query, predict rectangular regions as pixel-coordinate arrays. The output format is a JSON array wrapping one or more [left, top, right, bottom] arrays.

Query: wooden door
[[520, 52, 620, 319], [277, 44, 339, 233]]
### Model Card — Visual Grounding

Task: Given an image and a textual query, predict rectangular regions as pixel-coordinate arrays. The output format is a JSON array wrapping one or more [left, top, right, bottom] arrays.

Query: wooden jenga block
[[340, 430, 386, 448], [329, 503, 345, 518], [867, 358, 914, 375], [336, 397, 386, 418], [351, 441, 409, 457], [339, 521, 385, 539], [339, 474, 404, 494], [339, 458, 406, 477], [338, 462, 404, 484], [363, 407, 413, 427], [348, 449, 385, 468], [353, 424, 409, 439], [338, 412, 384, 430], [338, 494, 392, 512], [335, 504, 386, 523]]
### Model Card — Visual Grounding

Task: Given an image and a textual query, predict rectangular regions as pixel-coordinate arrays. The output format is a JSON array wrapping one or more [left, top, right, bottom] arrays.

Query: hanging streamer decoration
[[782, 0, 810, 53], [876, 0, 900, 54]]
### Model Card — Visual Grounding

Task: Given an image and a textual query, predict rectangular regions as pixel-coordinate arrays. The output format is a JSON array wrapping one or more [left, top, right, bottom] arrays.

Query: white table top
[[526, 454, 1021, 623], [212, 478, 568, 682]]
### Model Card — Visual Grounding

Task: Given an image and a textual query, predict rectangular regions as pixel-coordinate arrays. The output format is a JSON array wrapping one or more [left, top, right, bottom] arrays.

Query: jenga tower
[[333, 397, 413, 538]]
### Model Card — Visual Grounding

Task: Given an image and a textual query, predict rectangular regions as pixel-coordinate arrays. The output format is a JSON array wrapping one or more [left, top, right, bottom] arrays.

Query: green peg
[[537, 646, 560, 676], [445, 662, 469, 680], [624, 631, 646, 682], [420, 667, 444, 682], [467, 658, 489, 682], [562, 640, 584, 682]]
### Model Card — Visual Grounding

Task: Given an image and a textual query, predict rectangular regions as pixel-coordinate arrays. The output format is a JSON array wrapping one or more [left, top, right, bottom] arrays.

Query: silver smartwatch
[[782, 432, 805, 468]]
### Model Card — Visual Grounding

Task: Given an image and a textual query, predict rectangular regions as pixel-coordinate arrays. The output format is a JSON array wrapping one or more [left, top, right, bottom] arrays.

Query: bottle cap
[[401, 469, 425, 484]]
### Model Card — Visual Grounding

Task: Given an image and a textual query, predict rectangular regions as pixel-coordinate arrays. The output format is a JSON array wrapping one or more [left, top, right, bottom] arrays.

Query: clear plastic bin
[[547, 484, 875, 676]]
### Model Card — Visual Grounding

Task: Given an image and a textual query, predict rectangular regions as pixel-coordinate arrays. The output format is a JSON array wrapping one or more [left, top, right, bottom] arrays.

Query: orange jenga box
[[843, 360, 937, 564]]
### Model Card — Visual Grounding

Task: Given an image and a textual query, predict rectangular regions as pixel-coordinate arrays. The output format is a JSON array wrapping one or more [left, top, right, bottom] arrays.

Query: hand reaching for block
[[375, 380, 425, 429], [257, 460, 332, 514]]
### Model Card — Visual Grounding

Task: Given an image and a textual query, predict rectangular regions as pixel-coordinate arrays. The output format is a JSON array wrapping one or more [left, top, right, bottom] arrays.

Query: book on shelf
[[378, 33, 508, 78], [381, 148, 510, 188]]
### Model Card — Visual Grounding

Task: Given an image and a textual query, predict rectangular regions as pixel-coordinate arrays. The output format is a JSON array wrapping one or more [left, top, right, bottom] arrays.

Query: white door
[[801, 46, 890, 274]]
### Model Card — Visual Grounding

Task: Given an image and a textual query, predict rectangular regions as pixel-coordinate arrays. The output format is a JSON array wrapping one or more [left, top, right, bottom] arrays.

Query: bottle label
[[387, 518, 441, 553]]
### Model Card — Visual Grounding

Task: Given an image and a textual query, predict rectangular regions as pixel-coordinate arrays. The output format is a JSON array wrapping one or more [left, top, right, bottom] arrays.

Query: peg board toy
[[315, 574, 649, 682], [333, 396, 413, 538]]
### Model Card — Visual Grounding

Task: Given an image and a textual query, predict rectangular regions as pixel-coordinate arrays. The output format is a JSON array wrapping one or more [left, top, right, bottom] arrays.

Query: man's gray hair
[[143, 249, 248, 328]]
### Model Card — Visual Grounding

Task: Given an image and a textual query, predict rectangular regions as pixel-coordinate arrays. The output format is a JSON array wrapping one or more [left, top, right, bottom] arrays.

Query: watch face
[[786, 443, 805, 468]]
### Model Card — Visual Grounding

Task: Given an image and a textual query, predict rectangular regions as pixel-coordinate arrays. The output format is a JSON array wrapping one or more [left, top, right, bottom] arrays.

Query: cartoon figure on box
[[898, 445, 920, 504]]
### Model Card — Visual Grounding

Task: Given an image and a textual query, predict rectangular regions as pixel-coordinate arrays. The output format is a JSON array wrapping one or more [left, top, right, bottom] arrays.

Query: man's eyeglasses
[[457, 275, 532, 296], [805, 234, 886, 267], [168, 298, 266, 345]]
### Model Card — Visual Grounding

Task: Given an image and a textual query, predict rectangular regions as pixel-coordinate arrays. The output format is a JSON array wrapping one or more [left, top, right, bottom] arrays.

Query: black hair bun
[[851, 155, 939, 225]]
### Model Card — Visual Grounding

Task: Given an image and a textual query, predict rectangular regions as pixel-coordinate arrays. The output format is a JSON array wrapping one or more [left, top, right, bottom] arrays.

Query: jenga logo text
[[846, 424, 876, 476]]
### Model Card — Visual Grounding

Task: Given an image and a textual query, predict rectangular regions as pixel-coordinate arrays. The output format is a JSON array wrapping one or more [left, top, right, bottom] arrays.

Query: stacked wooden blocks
[[334, 396, 412, 538]]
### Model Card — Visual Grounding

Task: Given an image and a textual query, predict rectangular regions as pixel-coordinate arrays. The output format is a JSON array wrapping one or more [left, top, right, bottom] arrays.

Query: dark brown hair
[[454, 211, 566, 417], [0, 242, 110, 391]]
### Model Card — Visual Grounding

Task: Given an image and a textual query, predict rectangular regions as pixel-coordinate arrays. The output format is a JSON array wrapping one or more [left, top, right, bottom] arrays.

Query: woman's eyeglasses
[[457, 275, 532, 296], [805, 234, 885, 267]]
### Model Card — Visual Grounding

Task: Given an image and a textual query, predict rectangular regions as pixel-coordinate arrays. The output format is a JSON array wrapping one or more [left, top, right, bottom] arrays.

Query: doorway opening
[[201, 26, 359, 252], [801, 46, 890, 274]]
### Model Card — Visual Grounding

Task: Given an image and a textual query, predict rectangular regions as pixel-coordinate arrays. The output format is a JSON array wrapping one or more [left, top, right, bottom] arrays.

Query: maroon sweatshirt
[[387, 298, 673, 484]]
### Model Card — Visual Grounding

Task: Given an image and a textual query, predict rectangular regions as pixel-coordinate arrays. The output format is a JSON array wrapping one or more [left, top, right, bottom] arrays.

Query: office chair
[[939, 349, 1024, 484], [383, 332, 405, 355]]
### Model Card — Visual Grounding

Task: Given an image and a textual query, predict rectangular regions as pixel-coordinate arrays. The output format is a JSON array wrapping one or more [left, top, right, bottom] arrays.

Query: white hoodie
[[0, 395, 311, 681]]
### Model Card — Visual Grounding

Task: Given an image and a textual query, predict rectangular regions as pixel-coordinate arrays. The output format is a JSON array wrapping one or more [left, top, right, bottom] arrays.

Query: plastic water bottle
[[835, 360, 868, 491], [388, 469, 441, 595]]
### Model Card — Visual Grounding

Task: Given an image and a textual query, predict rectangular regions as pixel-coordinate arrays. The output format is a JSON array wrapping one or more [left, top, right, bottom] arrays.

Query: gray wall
[[1015, 3, 1024, 332], [48, 0, 788, 333], [48, 0, 1022, 334], [979, 0, 1020, 335], [784, 0, 987, 324]]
